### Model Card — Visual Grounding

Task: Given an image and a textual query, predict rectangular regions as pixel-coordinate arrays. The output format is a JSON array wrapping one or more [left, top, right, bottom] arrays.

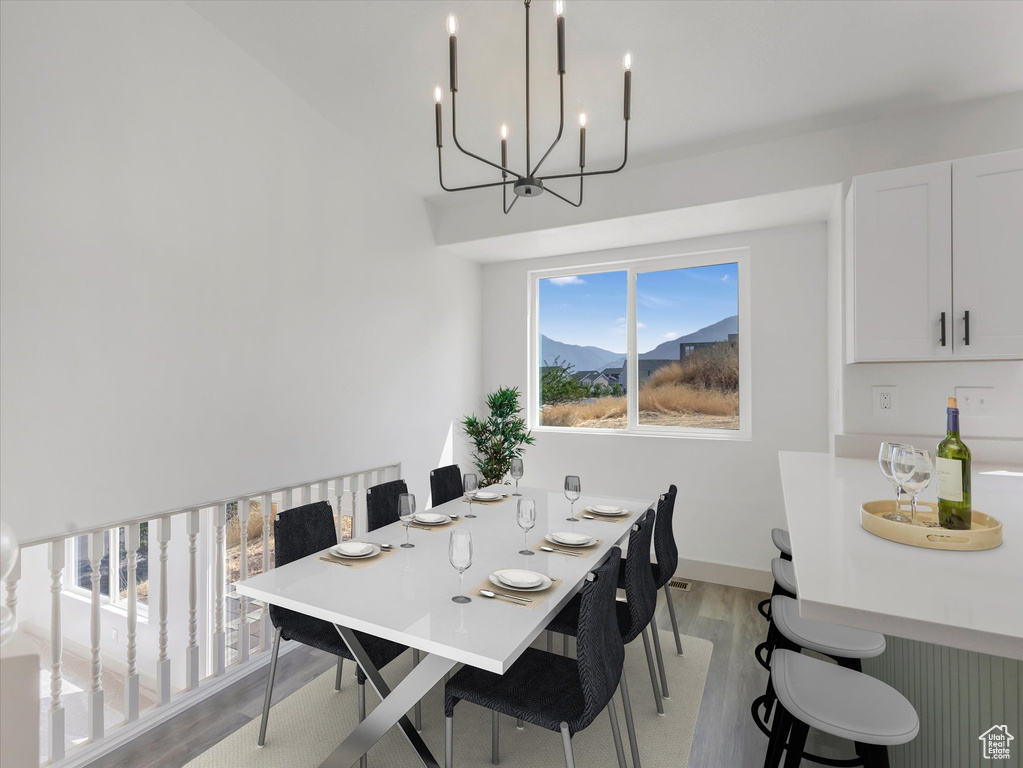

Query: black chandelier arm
[[437, 148, 517, 193], [544, 175, 584, 208], [539, 121, 629, 181], [502, 183, 520, 215], [529, 73, 565, 178], [450, 93, 525, 179]]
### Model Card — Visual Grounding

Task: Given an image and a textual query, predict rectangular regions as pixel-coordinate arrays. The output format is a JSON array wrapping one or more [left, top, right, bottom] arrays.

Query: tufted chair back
[[366, 479, 409, 532], [574, 548, 626, 733], [430, 464, 463, 507]]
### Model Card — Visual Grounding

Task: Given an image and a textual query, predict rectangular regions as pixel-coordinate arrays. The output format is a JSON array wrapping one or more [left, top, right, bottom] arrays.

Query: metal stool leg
[[516, 718, 524, 730], [257, 627, 282, 747], [358, 679, 368, 768], [607, 699, 627, 768], [335, 656, 344, 692], [663, 585, 684, 655], [641, 627, 665, 715], [445, 714, 454, 768], [782, 719, 809, 768], [650, 614, 670, 699]]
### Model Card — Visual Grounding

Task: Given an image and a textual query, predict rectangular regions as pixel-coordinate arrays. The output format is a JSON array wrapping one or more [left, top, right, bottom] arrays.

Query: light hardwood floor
[[87, 580, 850, 768]]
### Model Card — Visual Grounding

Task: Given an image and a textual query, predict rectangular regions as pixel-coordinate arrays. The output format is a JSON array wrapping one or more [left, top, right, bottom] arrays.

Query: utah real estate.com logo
[[979, 725, 1014, 760]]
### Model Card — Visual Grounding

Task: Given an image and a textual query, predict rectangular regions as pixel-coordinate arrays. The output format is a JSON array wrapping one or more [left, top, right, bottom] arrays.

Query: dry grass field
[[542, 344, 739, 430]]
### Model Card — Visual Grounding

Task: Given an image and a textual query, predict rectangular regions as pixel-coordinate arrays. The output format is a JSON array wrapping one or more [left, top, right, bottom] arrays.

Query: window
[[69, 523, 150, 612], [531, 248, 750, 438]]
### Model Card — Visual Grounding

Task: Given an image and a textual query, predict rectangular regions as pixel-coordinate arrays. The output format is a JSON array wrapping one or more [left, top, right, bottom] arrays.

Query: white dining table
[[235, 485, 655, 768]]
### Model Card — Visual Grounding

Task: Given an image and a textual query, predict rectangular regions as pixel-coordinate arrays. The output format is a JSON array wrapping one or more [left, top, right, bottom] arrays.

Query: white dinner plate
[[473, 491, 501, 501], [587, 505, 627, 516], [490, 571, 553, 593], [330, 543, 380, 560], [548, 532, 594, 547], [413, 512, 450, 525]]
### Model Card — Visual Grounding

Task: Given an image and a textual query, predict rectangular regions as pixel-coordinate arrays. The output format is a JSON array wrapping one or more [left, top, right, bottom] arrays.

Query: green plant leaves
[[462, 386, 534, 487]]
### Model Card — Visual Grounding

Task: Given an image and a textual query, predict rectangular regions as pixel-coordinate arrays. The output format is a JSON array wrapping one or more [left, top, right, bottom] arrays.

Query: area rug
[[187, 630, 712, 768]]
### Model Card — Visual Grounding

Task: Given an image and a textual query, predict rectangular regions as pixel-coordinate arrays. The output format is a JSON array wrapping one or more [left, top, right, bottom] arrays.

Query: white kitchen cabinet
[[848, 149, 1023, 362], [951, 150, 1023, 359]]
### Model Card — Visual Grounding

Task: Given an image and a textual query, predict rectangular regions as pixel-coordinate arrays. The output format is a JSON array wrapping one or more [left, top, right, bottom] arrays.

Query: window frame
[[64, 526, 150, 620], [529, 246, 752, 440]]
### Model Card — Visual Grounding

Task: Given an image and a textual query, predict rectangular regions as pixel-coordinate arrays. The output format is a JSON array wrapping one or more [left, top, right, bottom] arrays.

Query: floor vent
[[668, 578, 692, 592]]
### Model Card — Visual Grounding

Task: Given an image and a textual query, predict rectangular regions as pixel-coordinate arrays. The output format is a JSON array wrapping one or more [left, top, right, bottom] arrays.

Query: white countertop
[[779, 451, 1023, 661], [236, 487, 652, 674]]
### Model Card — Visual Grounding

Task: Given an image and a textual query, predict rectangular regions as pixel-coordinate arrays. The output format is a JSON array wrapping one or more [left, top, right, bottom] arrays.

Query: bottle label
[[937, 457, 963, 502]]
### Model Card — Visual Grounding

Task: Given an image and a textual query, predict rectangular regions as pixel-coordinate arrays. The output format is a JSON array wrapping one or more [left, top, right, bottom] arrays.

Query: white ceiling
[[187, 0, 1023, 201]]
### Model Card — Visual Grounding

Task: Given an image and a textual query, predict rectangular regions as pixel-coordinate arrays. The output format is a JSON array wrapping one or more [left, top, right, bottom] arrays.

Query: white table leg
[[323, 626, 455, 768]]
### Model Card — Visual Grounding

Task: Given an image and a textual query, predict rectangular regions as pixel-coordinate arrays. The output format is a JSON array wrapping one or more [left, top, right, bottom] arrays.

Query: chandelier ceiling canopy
[[433, 0, 632, 213]]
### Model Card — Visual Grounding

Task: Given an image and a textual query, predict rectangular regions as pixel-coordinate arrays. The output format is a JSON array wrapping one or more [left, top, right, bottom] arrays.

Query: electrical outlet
[[872, 386, 898, 415], [955, 386, 994, 418], [111, 628, 118, 643]]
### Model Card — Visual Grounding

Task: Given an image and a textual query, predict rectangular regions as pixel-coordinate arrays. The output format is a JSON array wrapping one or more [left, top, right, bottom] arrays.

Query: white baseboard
[[53, 640, 295, 768], [676, 558, 773, 593]]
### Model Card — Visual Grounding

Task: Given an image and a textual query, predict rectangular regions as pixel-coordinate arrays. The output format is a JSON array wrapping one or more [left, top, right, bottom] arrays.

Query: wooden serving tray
[[860, 500, 1002, 551]]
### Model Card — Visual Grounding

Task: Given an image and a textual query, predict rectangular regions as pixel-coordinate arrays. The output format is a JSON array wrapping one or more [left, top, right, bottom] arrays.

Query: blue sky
[[539, 262, 738, 353]]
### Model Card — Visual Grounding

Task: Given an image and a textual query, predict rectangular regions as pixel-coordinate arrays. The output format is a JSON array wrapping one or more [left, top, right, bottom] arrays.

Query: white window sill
[[530, 425, 752, 441], [61, 589, 150, 624]]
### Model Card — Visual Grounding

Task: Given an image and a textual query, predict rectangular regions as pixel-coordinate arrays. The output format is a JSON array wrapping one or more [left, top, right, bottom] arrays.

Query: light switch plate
[[955, 386, 994, 418], [872, 386, 898, 415]]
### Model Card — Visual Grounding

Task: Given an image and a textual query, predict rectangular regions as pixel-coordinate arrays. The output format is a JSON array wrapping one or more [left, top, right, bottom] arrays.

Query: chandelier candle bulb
[[623, 54, 632, 121], [435, 103, 443, 148], [448, 15, 458, 92]]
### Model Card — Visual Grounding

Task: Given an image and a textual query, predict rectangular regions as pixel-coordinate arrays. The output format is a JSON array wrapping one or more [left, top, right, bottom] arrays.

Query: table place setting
[[530, 531, 603, 558], [468, 567, 563, 610], [573, 503, 633, 523], [318, 540, 398, 571]]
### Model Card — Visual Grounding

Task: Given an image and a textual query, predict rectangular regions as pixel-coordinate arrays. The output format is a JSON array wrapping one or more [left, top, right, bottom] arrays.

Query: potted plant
[[462, 386, 535, 487]]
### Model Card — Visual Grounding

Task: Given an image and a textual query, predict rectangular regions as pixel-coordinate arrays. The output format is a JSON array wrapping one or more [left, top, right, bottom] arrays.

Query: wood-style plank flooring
[[88, 580, 850, 768]]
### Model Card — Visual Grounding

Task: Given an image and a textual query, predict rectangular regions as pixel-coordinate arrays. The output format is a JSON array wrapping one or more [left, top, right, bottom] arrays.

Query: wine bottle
[[936, 396, 972, 529]]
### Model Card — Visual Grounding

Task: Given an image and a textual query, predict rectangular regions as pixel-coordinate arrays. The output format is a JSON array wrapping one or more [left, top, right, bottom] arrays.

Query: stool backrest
[[652, 485, 678, 589], [576, 548, 626, 729], [430, 464, 463, 506], [366, 479, 409, 532]]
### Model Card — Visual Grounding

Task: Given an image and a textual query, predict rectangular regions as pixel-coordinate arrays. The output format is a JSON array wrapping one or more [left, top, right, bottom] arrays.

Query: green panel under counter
[[863, 637, 1021, 767]]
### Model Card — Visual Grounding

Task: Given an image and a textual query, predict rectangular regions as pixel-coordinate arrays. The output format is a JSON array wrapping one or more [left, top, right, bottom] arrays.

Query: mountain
[[540, 335, 622, 373], [639, 315, 738, 359]]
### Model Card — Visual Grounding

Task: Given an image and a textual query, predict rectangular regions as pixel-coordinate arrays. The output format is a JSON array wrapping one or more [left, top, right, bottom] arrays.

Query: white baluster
[[48, 541, 65, 763], [351, 474, 361, 539], [185, 510, 201, 690], [260, 493, 272, 651], [3, 548, 19, 625], [214, 503, 226, 676], [237, 498, 249, 664], [157, 516, 171, 705], [88, 531, 104, 741], [125, 523, 140, 722], [283, 488, 294, 512], [334, 478, 345, 541], [318, 481, 329, 507]]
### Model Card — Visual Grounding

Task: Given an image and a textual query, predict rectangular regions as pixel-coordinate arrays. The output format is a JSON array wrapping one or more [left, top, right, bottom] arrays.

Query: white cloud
[[548, 276, 586, 286], [721, 275, 729, 281], [615, 317, 644, 328], [663, 331, 679, 339], [636, 322, 646, 328]]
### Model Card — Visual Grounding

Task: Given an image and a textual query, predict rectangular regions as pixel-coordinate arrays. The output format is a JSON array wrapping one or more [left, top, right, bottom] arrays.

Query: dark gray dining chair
[[366, 478, 408, 532], [444, 550, 629, 768], [259, 500, 409, 767], [430, 464, 463, 506]]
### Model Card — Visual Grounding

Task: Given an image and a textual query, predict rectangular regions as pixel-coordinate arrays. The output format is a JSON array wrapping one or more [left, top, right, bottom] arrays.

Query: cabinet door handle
[[939, 312, 946, 347], [964, 310, 970, 346]]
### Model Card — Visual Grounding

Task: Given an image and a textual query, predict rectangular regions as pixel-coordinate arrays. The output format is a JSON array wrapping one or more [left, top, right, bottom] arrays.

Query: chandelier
[[433, 0, 632, 213]]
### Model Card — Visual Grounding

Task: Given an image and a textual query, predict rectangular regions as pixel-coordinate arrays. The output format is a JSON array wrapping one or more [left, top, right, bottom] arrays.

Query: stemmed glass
[[891, 447, 933, 524], [878, 441, 914, 522], [463, 473, 478, 519], [564, 475, 581, 522], [510, 458, 524, 496], [517, 497, 536, 555], [449, 529, 473, 604], [398, 493, 416, 548]]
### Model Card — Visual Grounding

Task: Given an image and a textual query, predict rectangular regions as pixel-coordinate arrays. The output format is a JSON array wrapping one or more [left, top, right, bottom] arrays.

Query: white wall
[[480, 223, 829, 581], [0, 0, 480, 544]]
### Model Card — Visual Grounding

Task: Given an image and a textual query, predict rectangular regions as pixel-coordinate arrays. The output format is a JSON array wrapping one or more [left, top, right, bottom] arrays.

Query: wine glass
[[510, 458, 524, 496], [516, 497, 536, 555], [398, 493, 416, 548], [892, 447, 932, 524], [463, 473, 478, 519], [878, 441, 913, 522], [564, 475, 581, 522], [449, 529, 473, 604]]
